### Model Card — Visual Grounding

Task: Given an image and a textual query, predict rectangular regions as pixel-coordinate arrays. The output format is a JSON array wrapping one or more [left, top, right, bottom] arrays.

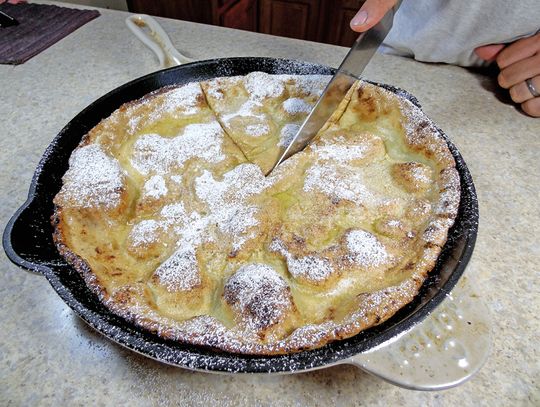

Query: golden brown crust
[[52, 77, 460, 355]]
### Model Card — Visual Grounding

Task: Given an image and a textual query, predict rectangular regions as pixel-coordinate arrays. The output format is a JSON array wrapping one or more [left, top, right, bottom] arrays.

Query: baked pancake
[[52, 75, 460, 355], [201, 72, 329, 174]]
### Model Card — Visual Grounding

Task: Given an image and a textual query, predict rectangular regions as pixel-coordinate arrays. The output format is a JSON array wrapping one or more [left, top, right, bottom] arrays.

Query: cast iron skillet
[[3, 57, 478, 373]]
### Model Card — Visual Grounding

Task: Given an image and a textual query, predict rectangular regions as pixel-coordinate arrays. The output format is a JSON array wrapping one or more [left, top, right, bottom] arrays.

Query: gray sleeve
[[381, 0, 540, 67]]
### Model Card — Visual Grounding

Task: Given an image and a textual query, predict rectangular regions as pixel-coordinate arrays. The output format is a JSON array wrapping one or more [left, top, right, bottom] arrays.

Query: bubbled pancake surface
[[52, 74, 460, 355]]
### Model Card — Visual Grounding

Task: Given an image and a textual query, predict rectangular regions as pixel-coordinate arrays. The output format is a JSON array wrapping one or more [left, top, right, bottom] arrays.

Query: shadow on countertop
[[467, 64, 530, 117]]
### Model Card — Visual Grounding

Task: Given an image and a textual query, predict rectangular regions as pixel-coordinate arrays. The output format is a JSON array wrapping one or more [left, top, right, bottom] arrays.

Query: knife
[[268, 1, 401, 175]]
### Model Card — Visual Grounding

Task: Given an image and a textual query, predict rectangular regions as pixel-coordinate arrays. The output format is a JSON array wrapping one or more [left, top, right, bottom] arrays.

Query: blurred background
[[65, 0, 361, 46]]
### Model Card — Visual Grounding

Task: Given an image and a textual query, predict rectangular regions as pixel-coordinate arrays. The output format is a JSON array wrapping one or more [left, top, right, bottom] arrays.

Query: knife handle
[[340, 1, 401, 77]]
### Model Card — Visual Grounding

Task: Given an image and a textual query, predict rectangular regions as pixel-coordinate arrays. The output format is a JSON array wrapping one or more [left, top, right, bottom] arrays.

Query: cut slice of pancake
[[201, 72, 330, 174]]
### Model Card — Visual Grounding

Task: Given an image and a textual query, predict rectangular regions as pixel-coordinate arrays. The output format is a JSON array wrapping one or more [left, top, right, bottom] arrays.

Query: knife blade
[[268, 2, 400, 175]]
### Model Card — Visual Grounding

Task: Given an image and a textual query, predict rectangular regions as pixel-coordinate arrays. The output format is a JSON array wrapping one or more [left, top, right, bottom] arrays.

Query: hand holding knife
[[267, 0, 401, 175]]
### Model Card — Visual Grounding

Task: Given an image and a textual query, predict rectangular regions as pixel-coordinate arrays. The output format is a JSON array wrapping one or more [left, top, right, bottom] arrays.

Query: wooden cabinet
[[259, 0, 321, 41], [127, 0, 363, 47], [127, 0, 214, 25], [320, 0, 363, 46], [213, 0, 258, 31]]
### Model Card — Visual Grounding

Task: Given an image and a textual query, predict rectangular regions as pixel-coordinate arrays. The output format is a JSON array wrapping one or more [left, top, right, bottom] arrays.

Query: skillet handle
[[125, 14, 194, 69], [347, 275, 491, 390]]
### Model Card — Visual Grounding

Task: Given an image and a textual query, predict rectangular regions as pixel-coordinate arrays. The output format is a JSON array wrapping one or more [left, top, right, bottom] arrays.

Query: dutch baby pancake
[[53, 72, 460, 354]]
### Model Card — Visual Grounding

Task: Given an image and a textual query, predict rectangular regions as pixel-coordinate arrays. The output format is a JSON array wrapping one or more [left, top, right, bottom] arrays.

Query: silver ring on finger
[[525, 78, 540, 98]]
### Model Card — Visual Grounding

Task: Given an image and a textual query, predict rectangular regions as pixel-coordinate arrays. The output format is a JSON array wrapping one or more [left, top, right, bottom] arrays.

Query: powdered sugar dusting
[[437, 188, 460, 216], [57, 144, 124, 209], [422, 217, 453, 245], [194, 164, 270, 250], [160, 202, 189, 221], [223, 264, 292, 332], [346, 230, 390, 267], [204, 80, 224, 100], [160, 202, 210, 249], [131, 122, 225, 175], [312, 143, 369, 162], [292, 74, 331, 97], [407, 164, 432, 185], [154, 246, 201, 291], [128, 219, 161, 247], [130, 164, 270, 277], [154, 82, 203, 116], [170, 174, 183, 184], [283, 98, 312, 115], [246, 123, 270, 137], [142, 175, 168, 199], [131, 134, 169, 175], [175, 217, 210, 249], [221, 99, 265, 125], [303, 164, 376, 205], [126, 83, 205, 133], [279, 124, 300, 147], [244, 72, 285, 100], [133, 203, 209, 292], [397, 95, 454, 167], [288, 256, 333, 282], [128, 114, 142, 134], [270, 239, 334, 283], [128, 202, 211, 290]]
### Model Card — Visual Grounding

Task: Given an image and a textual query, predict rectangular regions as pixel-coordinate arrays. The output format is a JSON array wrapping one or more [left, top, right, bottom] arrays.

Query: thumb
[[474, 44, 505, 61], [350, 0, 398, 32]]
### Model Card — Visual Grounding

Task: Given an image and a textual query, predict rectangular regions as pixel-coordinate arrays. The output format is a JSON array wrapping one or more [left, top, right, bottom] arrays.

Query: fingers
[[522, 96, 540, 118], [493, 33, 540, 118], [350, 0, 398, 33], [474, 44, 505, 62], [509, 76, 540, 103], [498, 52, 540, 89], [509, 75, 540, 117], [497, 33, 540, 69]]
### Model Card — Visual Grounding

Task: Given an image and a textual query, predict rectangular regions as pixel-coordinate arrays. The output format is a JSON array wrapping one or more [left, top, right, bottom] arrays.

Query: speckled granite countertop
[[1, 2, 539, 405]]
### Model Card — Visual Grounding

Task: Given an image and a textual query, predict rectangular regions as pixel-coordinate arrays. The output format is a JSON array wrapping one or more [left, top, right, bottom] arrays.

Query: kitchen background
[[68, 0, 361, 46]]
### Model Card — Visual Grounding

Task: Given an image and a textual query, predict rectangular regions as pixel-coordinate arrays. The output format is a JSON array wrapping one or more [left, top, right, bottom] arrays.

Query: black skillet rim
[[2, 57, 478, 373]]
